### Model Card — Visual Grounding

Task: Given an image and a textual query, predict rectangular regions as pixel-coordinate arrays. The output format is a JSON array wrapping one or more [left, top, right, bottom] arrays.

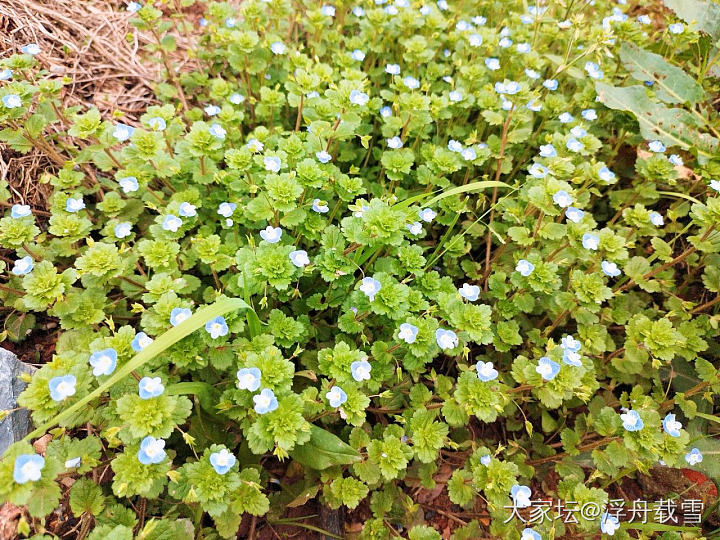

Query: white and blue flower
[[326, 385, 348, 407], [162, 214, 183, 232], [312, 199, 329, 213], [178, 202, 196, 217], [582, 233, 600, 250], [119, 176, 139, 193], [458, 283, 480, 301], [403, 76, 420, 89], [620, 409, 644, 431], [260, 225, 282, 243], [66, 197, 85, 213], [289, 249, 310, 268], [270, 41, 287, 54], [237, 367, 262, 391], [662, 413, 682, 437], [138, 376, 164, 399], [209, 123, 226, 139], [131, 331, 153, 351], [89, 348, 117, 377], [10, 204, 31, 218], [264, 156, 282, 172], [528, 163, 548, 178], [137, 436, 166, 465], [169, 307, 192, 326], [435, 328, 458, 350], [114, 222, 132, 239], [598, 166, 616, 182], [565, 207, 584, 223], [316, 150, 332, 163], [649, 212, 664, 226], [205, 316, 229, 339], [536, 357, 560, 380], [521, 529, 542, 540], [351, 359, 372, 382], [685, 447, 702, 465], [21, 43, 41, 55], [510, 484, 532, 508], [552, 190, 573, 208], [112, 123, 134, 142], [485, 58, 500, 71], [11, 256, 33, 276], [515, 259, 535, 277], [543, 79, 558, 91], [254, 388, 278, 414], [398, 322, 419, 344], [13, 454, 45, 484], [601, 260, 621, 277], [476, 361, 498, 382], [210, 448, 236, 474], [600, 513, 620, 536], [349, 90, 369, 106], [217, 202, 236, 218], [49, 375, 76, 402], [2, 94, 22, 108], [147, 117, 166, 131], [360, 277, 382, 301]]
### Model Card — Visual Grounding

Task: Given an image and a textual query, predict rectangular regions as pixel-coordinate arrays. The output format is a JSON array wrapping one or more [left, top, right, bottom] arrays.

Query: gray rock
[[0, 348, 36, 456]]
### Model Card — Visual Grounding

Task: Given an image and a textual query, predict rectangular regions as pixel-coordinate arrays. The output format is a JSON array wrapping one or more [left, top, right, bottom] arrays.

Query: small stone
[[0, 348, 36, 456]]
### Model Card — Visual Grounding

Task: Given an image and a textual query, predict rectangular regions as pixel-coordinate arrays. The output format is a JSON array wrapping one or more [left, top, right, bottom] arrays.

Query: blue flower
[[435, 328, 458, 350], [601, 260, 621, 277], [515, 259, 534, 277], [10, 204, 31, 218], [114, 222, 132, 238], [557, 336, 579, 354], [458, 283, 480, 301], [648, 140, 666, 153], [270, 41, 287, 54], [521, 528, 542, 540], [499, 37, 513, 48], [539, 144, 556, 158], [447, 139, 463, 153], [350, 49, 365, 61], [360, 277, 382, 301], [89, 348, 117, 376], [485, 58, 500, 70], [649, 211, 664, 226], [662, 413, 682, 437], [162, 214, 183, 232], [316, 150, 332, 163], [66, 197, 85, 212], [562, 349, 582, 367], [289, 249, 310, 268], [472, 15, 486, 25], [710, 179, 720, 192], [217, 202, 236, 217], [351, 359, 372, 381], [668, 154, 683, 166], [543, 79, 558, 90], [260, 225, 282, 243], [398, 322, 419, 343], [669, 23, 684, 34], [581, 108, 597, 121], [169, 307, 192, 326], [13, 454, 44, 484], [570, 126, 587, 138], [320, 4, 336, 16], [224, 16, 236, 27], [143, 117, 165, 134], [637, 14, 651, 24], [380, 106, 392, 117], [137, 436, 166, 465], [127, 1, 142, 12], [11, 256, 33, 276], [418, 208, 437, 223], [598, 166, 616, 182], [131, 331, 153, 351], [528, 163, 548, 178], [2, 94, 22, 108], [178, 202, 196, 217], [209, 448, 236, 474], [112, 123, 134, 142], [209, 123, 226, 139], [119, 176, 139, 193], [582, 233, 600, 250], [685, 447, 702, 465], [326, 385, 347, 407], [49, 375, 76, 401], [349, 90, 369, 106], [600, 513, 620, 536], [516, 42, 531, 53], [584, 61, 604, 79], [247, 138, 264, 152], [552, 190, 573, 208], [205, 316, 228, 339], [385, 63, 401, 75], [480, 454, 491, 466], [237, 367, 262, 391], [525, 68, 540, 79], [0, 69, 13, 80], [403, 76, 420, 89], [526, 99, 542, 112], [229, 93, 245, 104], [468, 34, 482, 47], [138, 376, 164, 399], [253, 388, 278, 414], [536, 357, 560, 380], [353, 6, 365, 16], [510, 484, 532, 508], [264, 156, 282, 172], [566, 138, 584, 152], [21, 43, 41, 55], [565, 207, 584, 223], [476, 361, 498, 382], [387, 136, 403, 149], [407, 221, 423, 235], [436, 0, 448, 10], [312, 199, 329, 213], [620, 409, 644, 431]]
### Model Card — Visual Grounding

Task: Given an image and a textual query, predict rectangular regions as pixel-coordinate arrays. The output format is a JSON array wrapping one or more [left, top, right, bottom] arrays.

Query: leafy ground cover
[[1, 0, 720, 538]]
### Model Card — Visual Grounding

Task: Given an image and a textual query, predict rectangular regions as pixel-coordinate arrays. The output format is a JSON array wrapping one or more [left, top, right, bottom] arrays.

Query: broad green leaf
[[664, 0, 720, 39], [595, 82, 718, 163], [24, 297, 252, 441], [619, 42, 704, 105], [289, 424, 361, 469]]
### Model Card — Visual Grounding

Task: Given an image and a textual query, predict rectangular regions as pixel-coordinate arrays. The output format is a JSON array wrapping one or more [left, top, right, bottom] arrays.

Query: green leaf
[[69, 478, 105, 516], [619, 42, 704, 105], [595, 82, 718, 163], [24, 297, 252, 440], [289, 424, 361, 470]]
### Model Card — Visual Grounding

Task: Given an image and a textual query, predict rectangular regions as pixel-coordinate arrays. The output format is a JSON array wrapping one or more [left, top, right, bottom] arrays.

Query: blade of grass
[[24, 297, 251, 441]]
